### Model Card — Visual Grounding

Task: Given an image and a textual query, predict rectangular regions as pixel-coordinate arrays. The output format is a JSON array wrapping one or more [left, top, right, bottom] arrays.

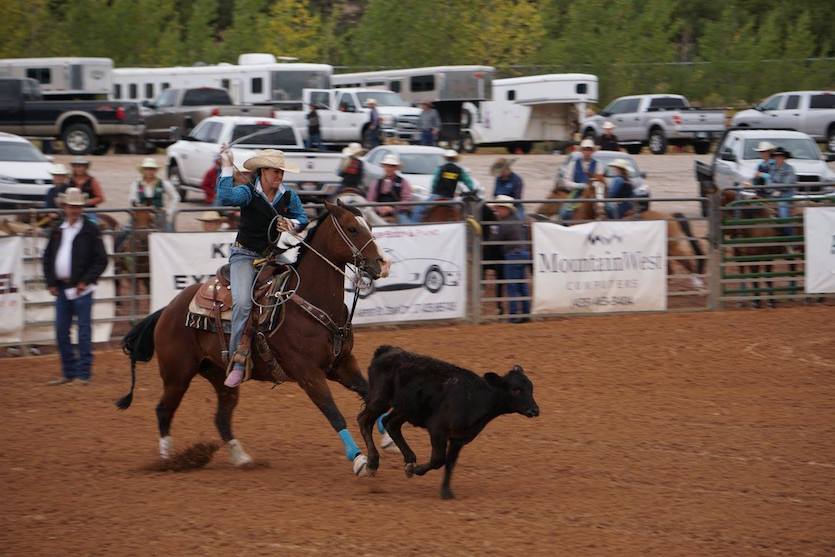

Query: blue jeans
[[308, 131, 321, 150], [55, 289, 94, 379], [229, 247, 258, 357], [504, 250, 530, 316], [420, 129, 435, 146]]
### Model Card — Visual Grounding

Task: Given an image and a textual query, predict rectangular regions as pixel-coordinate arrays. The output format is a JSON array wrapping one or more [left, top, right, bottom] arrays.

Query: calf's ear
[[484, 372, 504, 388], [510, 365, 524, 375]]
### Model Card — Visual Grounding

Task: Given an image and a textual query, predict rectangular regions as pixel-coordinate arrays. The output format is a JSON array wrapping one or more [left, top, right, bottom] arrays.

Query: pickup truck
[[0, 77, 144, 155], [166, 116, 342, 202], [694, 128, 835, 213], [582, 94, 726, 155], [731, 91, 835, 153], [273, 88, 421, 147], [142, 87, 272, 147]]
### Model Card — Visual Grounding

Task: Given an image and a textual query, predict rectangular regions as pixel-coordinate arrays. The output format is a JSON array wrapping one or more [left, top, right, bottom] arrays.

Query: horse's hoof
[[227, 439, 253, 467], [352, 454, 369, 477], [404, 462, 415, 478], [380, 431, 401, 454]]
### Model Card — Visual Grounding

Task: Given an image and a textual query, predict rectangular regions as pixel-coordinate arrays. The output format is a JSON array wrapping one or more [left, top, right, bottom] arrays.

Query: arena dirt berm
[[2, 305, 834, 555]]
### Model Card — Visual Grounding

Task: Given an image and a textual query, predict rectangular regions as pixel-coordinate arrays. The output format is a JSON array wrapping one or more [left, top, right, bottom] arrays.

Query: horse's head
[[132, 207, 157, 230], [322, 199, 389, 279]]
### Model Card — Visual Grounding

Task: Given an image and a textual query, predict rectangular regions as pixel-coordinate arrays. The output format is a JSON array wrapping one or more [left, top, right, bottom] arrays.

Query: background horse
[[113, 207, 158, 312], [117, 200, 387, 475]]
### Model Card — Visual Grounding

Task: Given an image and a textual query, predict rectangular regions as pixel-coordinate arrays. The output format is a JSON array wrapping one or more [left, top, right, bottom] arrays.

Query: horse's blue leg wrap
[[338, 428, 361, 461], [376, 411, 390, 434]]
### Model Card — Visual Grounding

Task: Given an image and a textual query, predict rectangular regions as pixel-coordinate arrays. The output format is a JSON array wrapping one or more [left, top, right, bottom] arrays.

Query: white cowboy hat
[[366, 98, 378, 106], [608, 158, 631, 172], [341, 142, 365, 157], [49, 163, 69, 175], [380, 154, 400, 166], [70, 156, 90, 166], [196, 210, 225, 222], [138, 157, 159, 170], [443, 149, 459, 159], [754, 141, 777, 152], [242, 149, 299, 173], [489, 195, 516, 210], [57, 187, 88, 206], [602, 121, 615, 130], [579, 138, 596, 149]]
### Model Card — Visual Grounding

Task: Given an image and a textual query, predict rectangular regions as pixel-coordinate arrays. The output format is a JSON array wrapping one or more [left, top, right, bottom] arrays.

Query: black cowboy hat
[[771, 146, 791, 158]]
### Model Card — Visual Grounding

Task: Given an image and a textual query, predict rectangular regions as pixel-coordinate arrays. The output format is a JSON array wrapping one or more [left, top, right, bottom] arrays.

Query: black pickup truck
[[0, 78, 144, 155]]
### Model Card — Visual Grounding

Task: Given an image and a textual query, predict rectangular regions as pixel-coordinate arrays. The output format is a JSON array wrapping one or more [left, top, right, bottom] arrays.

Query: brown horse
[[113, 207, 159, 307], [117, 200, 388, 475]]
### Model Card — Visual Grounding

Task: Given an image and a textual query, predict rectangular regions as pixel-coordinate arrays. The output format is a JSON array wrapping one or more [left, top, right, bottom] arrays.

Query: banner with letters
[[804, 207, 835, 294], [532, 220, 667, 314], [0, 237, 24, 334]]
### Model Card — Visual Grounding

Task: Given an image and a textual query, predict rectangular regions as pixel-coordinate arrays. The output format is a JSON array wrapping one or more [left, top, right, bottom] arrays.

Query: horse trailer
[[333, 66, 494, 146], [462, 73, 598, 153], [0, 57, 113, 100]]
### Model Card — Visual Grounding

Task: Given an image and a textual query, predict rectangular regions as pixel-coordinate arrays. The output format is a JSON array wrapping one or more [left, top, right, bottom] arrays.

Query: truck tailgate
[[283, 152, 342, 184], [216, 106, 273, 117], [677, 110, 726, 133]]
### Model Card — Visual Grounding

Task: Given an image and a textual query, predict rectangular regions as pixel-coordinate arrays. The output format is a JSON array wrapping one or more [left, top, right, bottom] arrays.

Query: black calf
[[358, 345, 539, 499]]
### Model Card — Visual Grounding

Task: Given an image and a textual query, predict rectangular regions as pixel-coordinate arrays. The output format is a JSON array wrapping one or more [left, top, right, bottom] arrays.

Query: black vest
[[235, 184, 292, 255], [434, 162, 462, 198], [375, 175, 403, 203], [71, 176, 95, 199], [136, 179, 164, 208]]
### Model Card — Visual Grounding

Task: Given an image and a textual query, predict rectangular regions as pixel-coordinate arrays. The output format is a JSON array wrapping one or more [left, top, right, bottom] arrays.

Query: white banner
[[0, 235, 115, 344], [804, 207, 835, 294], [150, 232, 236, 311], [532, 220, 667, 314], [347, 223, 467, 324], [0, 237, 24, 334]]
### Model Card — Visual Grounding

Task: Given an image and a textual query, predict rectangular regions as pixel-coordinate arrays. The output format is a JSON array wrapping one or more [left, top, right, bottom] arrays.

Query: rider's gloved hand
[[219, 143, 234, 168], [276, 217, 292, 232]]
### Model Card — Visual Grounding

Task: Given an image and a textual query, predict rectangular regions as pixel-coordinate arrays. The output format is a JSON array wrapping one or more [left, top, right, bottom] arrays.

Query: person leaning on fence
[[489, 195, 530, 323], [216, 147, 309, 388], [338, 142, 366, 192], [597, 121, 620, 151], [413, 149, 476, 223], [367, 154, 413, 224], [43, 187, 108, 386], [560, 138, 601, 220], [44, 163, 70, 212], [491, 157, 524, 217], [605, 159, 635, 219], [197, 210, 227, 232], [767, 146, 797, 236], [127, 157, 179, 230], [751, 141, 777, 186], [68, 156, 105, 212]]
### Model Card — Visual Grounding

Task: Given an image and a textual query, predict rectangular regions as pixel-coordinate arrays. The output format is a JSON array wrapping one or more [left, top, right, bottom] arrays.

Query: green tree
[[220, 0, 268, 63], [183, 0, 219, 64], [0, 0, 58, 58], [261, 0, 323, 61], [462, 0, 547, 70]]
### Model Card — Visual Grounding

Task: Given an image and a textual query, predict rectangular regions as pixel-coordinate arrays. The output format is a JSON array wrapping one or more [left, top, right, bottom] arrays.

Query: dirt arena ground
[[2, 307, 834, 556]]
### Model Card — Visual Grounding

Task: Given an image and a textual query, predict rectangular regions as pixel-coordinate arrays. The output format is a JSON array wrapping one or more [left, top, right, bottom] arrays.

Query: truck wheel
[[648, 128, 667, 155], [625, 144, 642, 155], [518, 142, 533, 154], [461, 132, 477, 153], [169, 162, 188, 202], [693, 141, 711, 155], [827, 124, 835, 153], [62, 123, 96, 155]]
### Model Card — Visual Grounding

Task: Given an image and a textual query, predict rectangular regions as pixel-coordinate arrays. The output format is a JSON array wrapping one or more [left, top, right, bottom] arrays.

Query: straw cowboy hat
[[602, 121, 616, 130], [49, 163, 69, 175], [608, 158, 631, 172], [138, 157, 159, 170], [380, 154, 401, 166], [771, 146, 791, 158], [196, 210, 226, 222], [489, 194, 516, 210], [57, 187, 88, 206], [70, 156, 90, 166], [579, 138, 596, 149], [490, 157, 516, 176], [366, 98, 378, 106], [754, 141, 777, 152], [242, 149, 299, 173], [443, 149, 459, 159], [342, 142, 365, 157]]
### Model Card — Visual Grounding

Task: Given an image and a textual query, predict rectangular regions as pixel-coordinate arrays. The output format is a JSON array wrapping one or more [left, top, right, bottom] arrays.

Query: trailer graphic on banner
[[532, 220, 667, 314], [804, 207, 835, 294]]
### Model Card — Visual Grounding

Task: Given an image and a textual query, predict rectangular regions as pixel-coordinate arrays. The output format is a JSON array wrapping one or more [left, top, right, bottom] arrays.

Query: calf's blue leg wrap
[[338, 428, 361, 461]]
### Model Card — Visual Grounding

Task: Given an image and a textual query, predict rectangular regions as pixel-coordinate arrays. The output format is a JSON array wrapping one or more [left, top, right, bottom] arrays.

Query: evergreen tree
[[220, 0, 268, 63], [183, 0, 219, 64], [261, 0, 323, 61]]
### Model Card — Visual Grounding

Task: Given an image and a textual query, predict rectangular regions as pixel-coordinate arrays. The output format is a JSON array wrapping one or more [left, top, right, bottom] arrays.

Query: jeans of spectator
[[395, 211, 413, 225], [367, 128, 381, 148], [229, 246, 258, 358], [308, 132, 322, 150], [420, 129, 435, 146], [55, 289, 94, 380], [776, 200, 793, 236], [504, 250, 530, 316]]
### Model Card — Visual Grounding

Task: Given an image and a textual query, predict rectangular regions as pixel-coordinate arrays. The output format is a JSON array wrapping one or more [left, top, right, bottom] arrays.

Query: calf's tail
[[115, 309, 164, 410], [673, 212, 705, 275]]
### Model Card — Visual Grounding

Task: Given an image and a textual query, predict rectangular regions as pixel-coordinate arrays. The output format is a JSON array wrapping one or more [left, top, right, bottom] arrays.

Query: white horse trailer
[[0, 57, 113, 100], [111, 53, 332, 108], [333, 65, 494, 145], [461, 73, 598, 153]]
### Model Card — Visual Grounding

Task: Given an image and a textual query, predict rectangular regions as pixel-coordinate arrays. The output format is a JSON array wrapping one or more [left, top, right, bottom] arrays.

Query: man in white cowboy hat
[[488, 195, 530, 323], [127, 157, 179, 230], [217, 146, 309, 388], [44, 163, 70, 209], [605, 158, 636, 219], [560, 138, 603, 220], [43, 187, 108, 386], [196, 210, 227, 232], [339, 142, 366, 191], [68, 156, 105, 209], [598, 121, 620, 151], [751, 141, 777, 186], [365, 98, 381, 148], [367, 153, 414, 223]]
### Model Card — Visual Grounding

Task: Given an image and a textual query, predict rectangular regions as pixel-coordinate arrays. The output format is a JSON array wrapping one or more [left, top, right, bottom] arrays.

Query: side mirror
[[720, 150, 737, 162], [169, 126, 182, 141], [599, 110, 610, 117]]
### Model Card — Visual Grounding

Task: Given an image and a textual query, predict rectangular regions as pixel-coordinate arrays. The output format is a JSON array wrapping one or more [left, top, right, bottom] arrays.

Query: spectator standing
[[768, 146, 797, 234], [201, 156, 221, 205], [339, 142, 365, 191], [418, 101, 441, 146], [44, 164, 71, 209], [68, 156, 105, 210], [307, 104, 322, 149], [489, 195, 530, 323], [367, 154, 413, 224], [366, 98, 381, 148], [43, 187, 108, 385], [597, 121, 620, 151], [491, 157, 524, 217], [127, 158, 179, 230]]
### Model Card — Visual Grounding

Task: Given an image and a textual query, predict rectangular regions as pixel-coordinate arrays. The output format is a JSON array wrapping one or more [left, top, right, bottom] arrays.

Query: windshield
[[231, 124, 297, 146], [356, 91, 410, 107], [742, 138, 820, 160], [271, 70, 330, 103], [398, 153, 445, 174], [182, 88, 232, 106], [0, 141, 48, 162]]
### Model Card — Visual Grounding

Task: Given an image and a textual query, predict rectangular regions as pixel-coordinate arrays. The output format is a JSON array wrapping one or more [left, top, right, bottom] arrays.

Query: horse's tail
[[673, 212, 705, 275], [116, 309, 164, 410]]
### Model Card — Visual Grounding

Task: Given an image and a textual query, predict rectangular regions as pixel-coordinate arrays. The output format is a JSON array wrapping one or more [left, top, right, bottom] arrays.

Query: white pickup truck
[[273, 88, 422, 147], [731, 91, 835, 153], [165, 116, 342, 202], [582, 94, 726, 155]]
